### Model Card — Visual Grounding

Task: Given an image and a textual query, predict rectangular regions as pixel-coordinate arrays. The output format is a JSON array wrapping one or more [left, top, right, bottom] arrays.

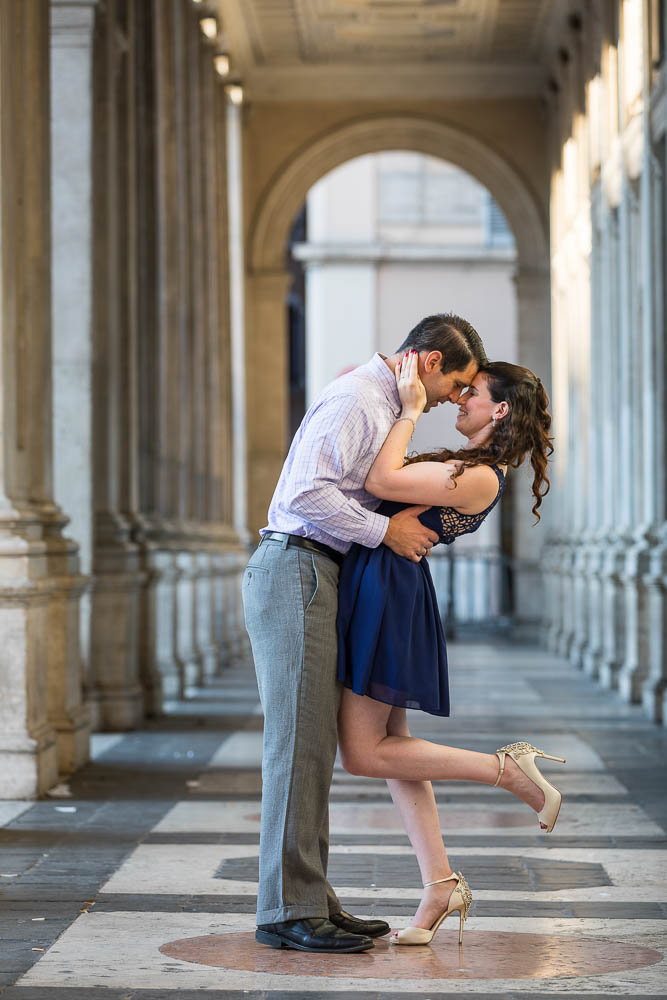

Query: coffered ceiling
[[214, 0, 568, 99]]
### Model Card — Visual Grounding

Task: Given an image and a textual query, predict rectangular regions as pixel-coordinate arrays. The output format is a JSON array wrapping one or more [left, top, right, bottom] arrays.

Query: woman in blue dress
[[336, 351, 562, 945]]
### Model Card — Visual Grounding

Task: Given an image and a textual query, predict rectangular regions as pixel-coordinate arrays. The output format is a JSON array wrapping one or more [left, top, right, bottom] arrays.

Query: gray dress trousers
[[242, 537, 342, 924]]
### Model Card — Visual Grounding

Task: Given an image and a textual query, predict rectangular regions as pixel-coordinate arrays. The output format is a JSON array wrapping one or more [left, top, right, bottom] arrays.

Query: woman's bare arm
[[366, 457, 500, 512]]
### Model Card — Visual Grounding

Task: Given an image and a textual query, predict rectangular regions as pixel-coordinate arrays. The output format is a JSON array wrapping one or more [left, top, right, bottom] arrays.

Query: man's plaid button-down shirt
[[262, 353, 403, 554]]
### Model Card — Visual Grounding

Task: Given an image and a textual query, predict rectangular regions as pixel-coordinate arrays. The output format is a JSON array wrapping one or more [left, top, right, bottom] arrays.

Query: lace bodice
[[378, 465, 506, 548]]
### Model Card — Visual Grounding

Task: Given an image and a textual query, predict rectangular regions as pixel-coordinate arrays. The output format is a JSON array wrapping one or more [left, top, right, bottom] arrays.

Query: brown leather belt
[[261, 531, 344, 567]]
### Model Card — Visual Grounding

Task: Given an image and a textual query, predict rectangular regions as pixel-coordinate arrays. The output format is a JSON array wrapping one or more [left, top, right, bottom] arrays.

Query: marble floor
[[1, 641, 667, 999]]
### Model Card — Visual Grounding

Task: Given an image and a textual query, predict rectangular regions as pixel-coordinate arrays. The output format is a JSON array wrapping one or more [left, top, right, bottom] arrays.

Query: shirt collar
[[368, 353, 402, 416]]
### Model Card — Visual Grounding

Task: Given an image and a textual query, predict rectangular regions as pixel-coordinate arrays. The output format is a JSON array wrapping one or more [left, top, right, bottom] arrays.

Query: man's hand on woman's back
[[382, 506, 439, 563]]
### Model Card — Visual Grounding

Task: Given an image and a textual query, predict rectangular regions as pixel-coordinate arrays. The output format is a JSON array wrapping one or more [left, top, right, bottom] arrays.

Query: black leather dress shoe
[[329, 910, 390, 938], [255, 916, 373, 953]]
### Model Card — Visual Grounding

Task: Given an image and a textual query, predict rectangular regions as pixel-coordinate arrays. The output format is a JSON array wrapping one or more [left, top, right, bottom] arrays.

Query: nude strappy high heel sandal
[[390, 871, 472, 946], [495, 741, 566, 833]]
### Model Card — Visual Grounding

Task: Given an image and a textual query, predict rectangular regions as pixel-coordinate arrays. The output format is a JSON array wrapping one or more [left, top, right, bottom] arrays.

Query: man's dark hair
[[396, 313, 487, 374]]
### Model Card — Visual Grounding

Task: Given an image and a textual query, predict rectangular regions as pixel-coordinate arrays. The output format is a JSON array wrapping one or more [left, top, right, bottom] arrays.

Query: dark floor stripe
[[143, 831, 667, 849], [89, 894, 667, 918], [4, 991, 660, 1000]]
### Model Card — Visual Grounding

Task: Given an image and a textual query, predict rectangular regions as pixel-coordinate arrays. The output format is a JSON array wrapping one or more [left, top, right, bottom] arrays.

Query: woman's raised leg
[[338, 689, 545, 813]]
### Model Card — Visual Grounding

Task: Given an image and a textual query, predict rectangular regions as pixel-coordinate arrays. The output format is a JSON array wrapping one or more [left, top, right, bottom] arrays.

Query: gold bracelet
[[395, 416, 416, 433]]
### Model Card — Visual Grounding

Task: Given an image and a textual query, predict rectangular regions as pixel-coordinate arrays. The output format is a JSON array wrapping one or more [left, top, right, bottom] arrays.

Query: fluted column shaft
[[511, 268, 551, 640], [48, 0, 98, 768], [227, 98, 250, 543], [89, 0, 145, 729]]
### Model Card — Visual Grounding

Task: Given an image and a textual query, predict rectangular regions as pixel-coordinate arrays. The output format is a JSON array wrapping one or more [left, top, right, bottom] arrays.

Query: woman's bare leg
[[338, 689, 545, 811], [384, 707, 459, 929]]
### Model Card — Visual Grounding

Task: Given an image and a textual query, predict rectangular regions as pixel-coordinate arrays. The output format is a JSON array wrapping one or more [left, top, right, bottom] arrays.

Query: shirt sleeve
[[287, 394, 390, 548]]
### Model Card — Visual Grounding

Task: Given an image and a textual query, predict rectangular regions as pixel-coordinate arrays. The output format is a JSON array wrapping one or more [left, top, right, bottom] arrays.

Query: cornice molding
[[292, 241, 516, 265], [242, 63, 548, 102]]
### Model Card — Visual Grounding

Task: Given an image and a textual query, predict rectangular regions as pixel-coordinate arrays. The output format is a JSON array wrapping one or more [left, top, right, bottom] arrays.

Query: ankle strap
[[494, 750, 506, 787], [424, 873, 457, 887]]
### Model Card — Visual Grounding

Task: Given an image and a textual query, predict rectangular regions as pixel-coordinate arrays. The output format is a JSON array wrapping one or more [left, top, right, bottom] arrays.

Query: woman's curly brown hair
[[406, 362, 554, 520]]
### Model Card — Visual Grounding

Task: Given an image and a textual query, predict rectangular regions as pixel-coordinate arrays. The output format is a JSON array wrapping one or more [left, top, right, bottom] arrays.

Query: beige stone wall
[[244, 99, 549, 248]]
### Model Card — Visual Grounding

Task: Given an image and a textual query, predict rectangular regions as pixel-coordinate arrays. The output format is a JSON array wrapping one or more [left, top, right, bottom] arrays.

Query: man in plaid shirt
[[243, 314, 487, 953]]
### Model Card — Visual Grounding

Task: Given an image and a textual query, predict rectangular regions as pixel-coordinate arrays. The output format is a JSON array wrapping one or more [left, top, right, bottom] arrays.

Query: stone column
[[128, 0, 181, 709], [568, 210, 593, 672], [618, 17, 665, 711], [512, 267, 551, 639], [648, 142, 666, 724], [598, 194, 627, 689], [0, 0, 88, 795], [141, 0, 187, 702], [581, 182, 606, 678], [616, 169, 650, 702], [50, 0, 97, 689], [187, 18, 223, 685], [208, 75, 245, 671], [637, 43, 667, 719], [170, 3, 199, 695], [552, 269, 576, 662], [130, 0, 166, 716], [89, 0, 145, 729], [227, 94, 253, 544], [544, 252, 569, 654]]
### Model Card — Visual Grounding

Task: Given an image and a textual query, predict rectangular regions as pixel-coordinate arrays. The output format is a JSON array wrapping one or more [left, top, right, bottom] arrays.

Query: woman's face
[[455, 372, 500, 442]]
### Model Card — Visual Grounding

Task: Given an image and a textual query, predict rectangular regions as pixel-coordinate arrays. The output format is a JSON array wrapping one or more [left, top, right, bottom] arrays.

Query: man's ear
[[424, 350, 442, 373]]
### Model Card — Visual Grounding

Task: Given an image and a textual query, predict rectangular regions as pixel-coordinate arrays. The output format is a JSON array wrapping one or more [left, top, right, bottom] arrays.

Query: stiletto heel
[[390, 871, 472, 946], [495, 741, 566, 833]]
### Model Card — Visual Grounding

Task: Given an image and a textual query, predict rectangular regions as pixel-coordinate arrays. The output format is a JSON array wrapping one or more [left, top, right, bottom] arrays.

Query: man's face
[[419, 355, 478, 411]]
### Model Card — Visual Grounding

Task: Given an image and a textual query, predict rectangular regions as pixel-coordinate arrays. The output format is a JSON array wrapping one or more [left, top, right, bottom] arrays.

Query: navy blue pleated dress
[[337, 466, 505, 716]]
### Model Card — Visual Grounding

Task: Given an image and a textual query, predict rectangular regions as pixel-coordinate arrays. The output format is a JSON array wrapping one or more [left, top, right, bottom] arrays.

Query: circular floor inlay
[[160, 930, 662, 980]]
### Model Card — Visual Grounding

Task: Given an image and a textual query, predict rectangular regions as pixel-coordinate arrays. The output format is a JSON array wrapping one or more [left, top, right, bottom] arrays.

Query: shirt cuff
[[357, 511, 389, 548]]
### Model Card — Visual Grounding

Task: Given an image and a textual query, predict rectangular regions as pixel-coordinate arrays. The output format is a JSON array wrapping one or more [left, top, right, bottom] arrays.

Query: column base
[[0, 724, 58, 800], [90, 537, 146, 731], [598, 661, 621, 690], [618, 668, 646, 704], [510, 619, 541, 643], [51, 703, 91, 774], [642, 680, 665, 724], [581, 649, 601, 679], [91, 685, 145, 732]]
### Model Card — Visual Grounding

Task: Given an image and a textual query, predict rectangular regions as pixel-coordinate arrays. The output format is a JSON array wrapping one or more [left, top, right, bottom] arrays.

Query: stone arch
[[249, 113, 548, 274]]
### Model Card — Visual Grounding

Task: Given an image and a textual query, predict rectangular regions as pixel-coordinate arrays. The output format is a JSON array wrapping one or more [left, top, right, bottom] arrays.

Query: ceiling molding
[[242, 63, 548, 101]]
